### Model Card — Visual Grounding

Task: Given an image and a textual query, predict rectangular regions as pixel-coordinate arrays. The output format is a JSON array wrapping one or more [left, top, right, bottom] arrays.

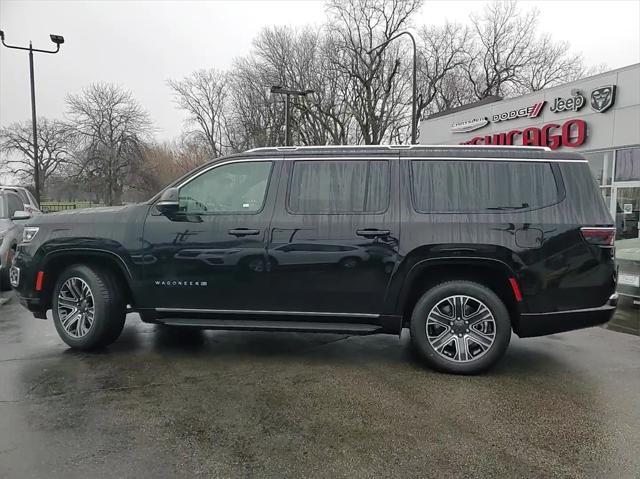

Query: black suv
[[11, 145, 618, 373]]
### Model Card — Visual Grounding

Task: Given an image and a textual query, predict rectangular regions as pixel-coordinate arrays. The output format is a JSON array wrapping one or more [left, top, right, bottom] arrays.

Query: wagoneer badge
[[155, 280, 208, 287]]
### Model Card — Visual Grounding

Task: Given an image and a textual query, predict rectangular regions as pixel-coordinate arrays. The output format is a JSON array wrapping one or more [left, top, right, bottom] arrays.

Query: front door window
[[179, 161, 272, 214]]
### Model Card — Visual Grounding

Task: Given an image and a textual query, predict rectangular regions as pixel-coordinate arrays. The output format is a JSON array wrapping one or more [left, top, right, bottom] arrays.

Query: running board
[[157, 318, 383, 335]]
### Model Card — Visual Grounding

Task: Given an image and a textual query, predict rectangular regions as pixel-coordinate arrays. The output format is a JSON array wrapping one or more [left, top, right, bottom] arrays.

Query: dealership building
[[419, 63, 640, 241]]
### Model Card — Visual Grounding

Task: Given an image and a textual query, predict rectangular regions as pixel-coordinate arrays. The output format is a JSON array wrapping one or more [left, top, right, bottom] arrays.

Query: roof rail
[[246, 144, 551, 153]]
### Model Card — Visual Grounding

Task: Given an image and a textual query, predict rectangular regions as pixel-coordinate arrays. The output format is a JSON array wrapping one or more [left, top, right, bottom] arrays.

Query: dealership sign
[[450, 117, 490, 133], [492, 101, 545, 123], [461, 119, 587, 150], [550, 92, 586, 113], [448, 85, 616, 148], [591, 85, 616, 112]]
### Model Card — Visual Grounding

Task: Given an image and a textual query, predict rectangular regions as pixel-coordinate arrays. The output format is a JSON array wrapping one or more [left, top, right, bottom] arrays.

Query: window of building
[[614, 148, 640, 182], [179, 161, 272, 214], [288, 160, 390, 214], [583, 150, 614, 186], [410, 160, 559, 213], [615, 186, 640, 240]]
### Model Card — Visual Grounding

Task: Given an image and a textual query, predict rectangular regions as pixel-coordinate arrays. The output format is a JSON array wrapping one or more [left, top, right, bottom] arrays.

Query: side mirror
[[11, 210, 31, 221], [156, 187, 180, 215]]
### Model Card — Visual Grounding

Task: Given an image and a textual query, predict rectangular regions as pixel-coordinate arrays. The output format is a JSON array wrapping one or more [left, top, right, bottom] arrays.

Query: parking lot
[[0, 290, 638, 479]]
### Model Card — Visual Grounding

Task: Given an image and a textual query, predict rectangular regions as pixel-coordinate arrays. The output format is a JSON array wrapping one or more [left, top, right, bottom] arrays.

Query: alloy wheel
[[426, 295, 496, 363], [57, 277, 96, 338]]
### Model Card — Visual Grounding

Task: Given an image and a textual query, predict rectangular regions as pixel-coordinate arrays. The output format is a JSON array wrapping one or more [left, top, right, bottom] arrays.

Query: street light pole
[[0, 31, 65, 203], [28, 44, 40, 203], [269, 86, 314, 147], [284, 93, 291, 146], [368, 31, 418, 145]]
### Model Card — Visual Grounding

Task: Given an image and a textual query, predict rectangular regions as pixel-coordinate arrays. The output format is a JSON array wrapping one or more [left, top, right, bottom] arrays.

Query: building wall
[[419, 63, 640, 153]]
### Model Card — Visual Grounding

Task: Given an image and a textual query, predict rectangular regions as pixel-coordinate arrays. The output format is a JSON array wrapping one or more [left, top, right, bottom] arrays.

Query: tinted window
[[411, 160, 559, 213], [26, 189, 39, 208], [12, 189, 29, 205], [7, 193, 23, 217], [288, 160, 389, 214], [179, 161, 272, 214]]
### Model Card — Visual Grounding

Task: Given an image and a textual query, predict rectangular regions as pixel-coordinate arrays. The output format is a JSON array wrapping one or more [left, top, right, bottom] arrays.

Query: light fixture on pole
[[269, 86, 315, 146], [1, 30, 65, 203]]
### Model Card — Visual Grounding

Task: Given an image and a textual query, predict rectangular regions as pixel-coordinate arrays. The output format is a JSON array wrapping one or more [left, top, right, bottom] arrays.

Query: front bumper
[[516, 294, 618, 338], [10, 251, 48, 319]]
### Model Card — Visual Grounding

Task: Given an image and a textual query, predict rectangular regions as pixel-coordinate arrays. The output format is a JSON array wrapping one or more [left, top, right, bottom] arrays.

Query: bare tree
[[167, 69, 231, 158], [325, 0, 422, 144], [135, 136, 211, 197], [230, 26, 354, 148], [66, 83, 153, 206], [462, 0, 592, 101], [166, 0, 594, 148], [511, 34, 591, 94], [416, 22, 471, 120], [229, 55, 286, 150], [0, 118, 73, 198]]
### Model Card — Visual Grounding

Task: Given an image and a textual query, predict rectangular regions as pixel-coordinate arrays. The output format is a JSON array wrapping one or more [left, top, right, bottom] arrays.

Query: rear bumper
[[516, 294, 618, 338]]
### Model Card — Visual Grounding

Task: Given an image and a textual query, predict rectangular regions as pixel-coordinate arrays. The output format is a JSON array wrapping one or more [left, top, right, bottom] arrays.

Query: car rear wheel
[[410, 281, 511, 374], [52, 265, 126, 350]]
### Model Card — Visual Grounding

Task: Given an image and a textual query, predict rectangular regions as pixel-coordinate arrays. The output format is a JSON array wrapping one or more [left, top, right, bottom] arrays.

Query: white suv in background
[[0, 186, 41, 215]]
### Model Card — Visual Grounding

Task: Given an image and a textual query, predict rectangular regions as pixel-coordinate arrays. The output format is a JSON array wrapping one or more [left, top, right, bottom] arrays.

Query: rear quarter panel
[[390, 155, 615, 316]]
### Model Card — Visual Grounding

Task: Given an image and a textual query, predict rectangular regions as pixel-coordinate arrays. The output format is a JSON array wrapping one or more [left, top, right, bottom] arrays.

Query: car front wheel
[[410, 281, 511, 374], [52, 265, 126, 350]]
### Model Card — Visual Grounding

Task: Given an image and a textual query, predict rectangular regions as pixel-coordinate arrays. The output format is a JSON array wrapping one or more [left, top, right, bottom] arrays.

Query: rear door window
[[288, 160, 390, 214], [410, 160, 560, 213]]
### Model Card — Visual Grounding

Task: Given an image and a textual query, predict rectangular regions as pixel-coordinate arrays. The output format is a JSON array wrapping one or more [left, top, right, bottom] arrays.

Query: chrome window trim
[[176, 158, 277, 191]]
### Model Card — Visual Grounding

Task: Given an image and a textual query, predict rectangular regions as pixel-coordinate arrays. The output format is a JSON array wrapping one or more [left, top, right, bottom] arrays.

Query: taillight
[[580, 227, 616, 247]]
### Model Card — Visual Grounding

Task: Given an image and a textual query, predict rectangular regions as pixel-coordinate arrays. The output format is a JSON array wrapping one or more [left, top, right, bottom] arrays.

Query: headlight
[[23, 227, 40, 243]]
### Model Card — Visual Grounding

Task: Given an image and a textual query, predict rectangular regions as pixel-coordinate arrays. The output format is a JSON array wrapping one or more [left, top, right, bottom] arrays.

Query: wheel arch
[[39, 249, 134, 311], [397, 257, 521, 328]]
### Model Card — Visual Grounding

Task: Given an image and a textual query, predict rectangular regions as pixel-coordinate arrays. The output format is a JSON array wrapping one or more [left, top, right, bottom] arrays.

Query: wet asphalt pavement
[[0, 292, 639, 479]]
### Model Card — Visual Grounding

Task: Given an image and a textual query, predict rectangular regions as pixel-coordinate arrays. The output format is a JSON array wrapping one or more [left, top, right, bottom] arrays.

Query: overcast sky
[[1, 0, 639, 142]]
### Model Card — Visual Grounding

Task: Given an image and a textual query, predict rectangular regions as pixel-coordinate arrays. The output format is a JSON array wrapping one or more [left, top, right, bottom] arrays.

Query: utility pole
[[1, 31, 65, 203]]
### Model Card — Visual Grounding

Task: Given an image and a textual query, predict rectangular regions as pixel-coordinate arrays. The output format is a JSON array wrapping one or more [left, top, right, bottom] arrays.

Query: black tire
[[0, 247, 15, 291], [52, 264, 126, 350], [410, 280, 511, 374], [0, 267, 10, 291]]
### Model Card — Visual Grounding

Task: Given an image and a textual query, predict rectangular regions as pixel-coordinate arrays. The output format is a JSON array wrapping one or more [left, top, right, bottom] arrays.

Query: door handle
[[356, 229, 390, 238], [228, 228, 260, 237]]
